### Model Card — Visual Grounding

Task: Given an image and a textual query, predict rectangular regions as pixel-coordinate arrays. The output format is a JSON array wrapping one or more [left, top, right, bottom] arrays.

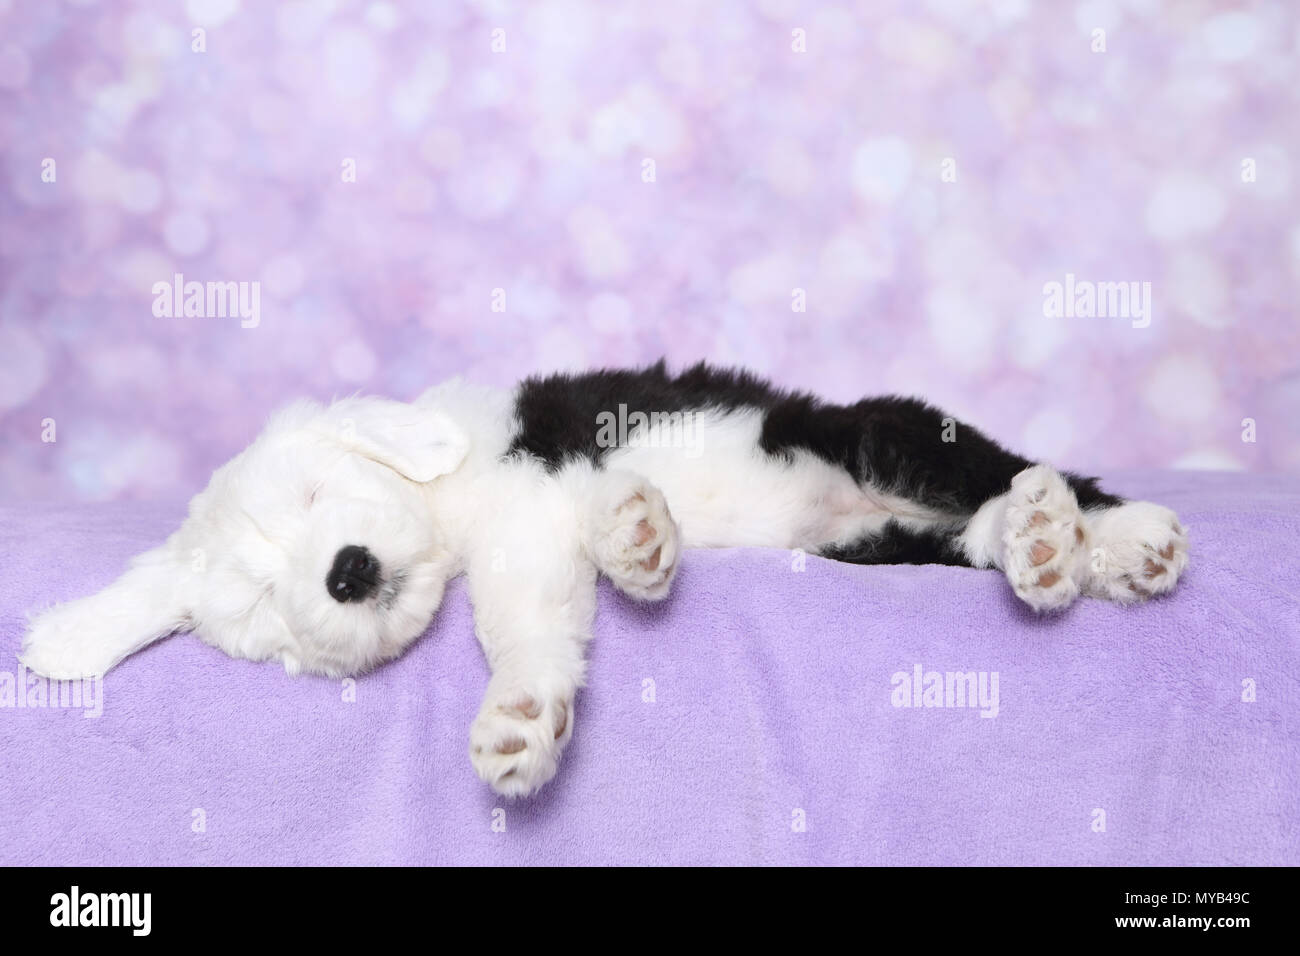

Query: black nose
[[326, 545, 381, 603]]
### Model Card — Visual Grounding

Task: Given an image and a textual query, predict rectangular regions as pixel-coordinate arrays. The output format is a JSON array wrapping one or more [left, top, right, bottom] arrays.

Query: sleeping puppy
[[20, 361, 1189, 795]]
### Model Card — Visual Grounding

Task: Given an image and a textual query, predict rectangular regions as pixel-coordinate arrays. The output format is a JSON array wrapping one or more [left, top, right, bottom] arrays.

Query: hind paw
[[1002, 465, 1089, 612], [1084, 502, 1189, 603]]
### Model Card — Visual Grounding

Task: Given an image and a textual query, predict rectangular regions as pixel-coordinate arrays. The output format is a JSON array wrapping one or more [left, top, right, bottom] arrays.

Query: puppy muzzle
[[326, 545, 381, 603]]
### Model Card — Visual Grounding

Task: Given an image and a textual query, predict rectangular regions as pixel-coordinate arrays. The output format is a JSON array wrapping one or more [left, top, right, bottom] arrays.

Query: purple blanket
[[2, 471, 1296, 865]]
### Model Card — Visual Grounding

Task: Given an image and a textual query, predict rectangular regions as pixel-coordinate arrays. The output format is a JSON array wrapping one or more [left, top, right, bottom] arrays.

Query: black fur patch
[[508, 360, 782, 468], [508, 360, 1123, 566], [819, 521, 973, 567], [762, 394, 1120, 512]]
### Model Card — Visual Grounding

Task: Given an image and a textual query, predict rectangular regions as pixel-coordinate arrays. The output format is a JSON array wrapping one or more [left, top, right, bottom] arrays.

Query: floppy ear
[[20, 546, 193, 679], [320, 397, 469, 482]]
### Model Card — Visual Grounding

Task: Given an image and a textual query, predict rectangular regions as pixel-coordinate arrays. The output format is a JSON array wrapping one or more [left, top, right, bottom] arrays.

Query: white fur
[[604, 409, 953, 550], [21, 382, 1189, 796]]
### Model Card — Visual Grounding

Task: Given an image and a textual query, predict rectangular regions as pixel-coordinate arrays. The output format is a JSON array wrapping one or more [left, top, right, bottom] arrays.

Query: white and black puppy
[[21, 361, 1188, 795]]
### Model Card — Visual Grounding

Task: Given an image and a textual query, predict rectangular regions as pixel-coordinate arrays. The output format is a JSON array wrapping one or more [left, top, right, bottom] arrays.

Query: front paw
[[469, 676, 575, 798], [589, 472, 680, 600], [1084, 502, 1189, 603], [20, 603, 118, 679]]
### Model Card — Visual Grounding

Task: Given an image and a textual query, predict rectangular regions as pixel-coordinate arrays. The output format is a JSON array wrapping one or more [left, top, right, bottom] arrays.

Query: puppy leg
[[583, 469, 681, 600], [464, 479, 597, 797], [21, 546, 193, 678]]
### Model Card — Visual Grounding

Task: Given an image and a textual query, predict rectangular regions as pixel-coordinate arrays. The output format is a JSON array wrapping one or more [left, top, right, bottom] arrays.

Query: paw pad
[[1029, 540, 1056, 566], [500, 695, 542, 719]]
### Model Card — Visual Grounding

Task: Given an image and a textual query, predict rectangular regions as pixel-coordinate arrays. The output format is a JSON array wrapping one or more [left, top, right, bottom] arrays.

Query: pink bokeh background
[[1, 0, 1298, 503]]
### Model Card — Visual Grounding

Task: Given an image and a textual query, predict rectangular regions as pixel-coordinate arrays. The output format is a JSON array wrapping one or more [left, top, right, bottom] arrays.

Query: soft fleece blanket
[[1, 472, 1296, 866]]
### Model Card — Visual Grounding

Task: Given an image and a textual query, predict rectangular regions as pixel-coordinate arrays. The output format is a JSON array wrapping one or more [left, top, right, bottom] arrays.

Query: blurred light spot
[[263, 254, 306, 298], [1073, 0, 1122, 34], [119, 169, 163, 214], [277, 1, 335, 43], [447, 151, 521, 220], [587, 100, 643, 156], [851, 137, 912, 203], [1009, 307, 1068, 370], [391, 53, 450, 129], [1202, 12, 1259, 62], [1145, 172, 1225, 240], [419, 127, 463, 170], [123, 12, 183, 59], [325, 27, 379, 99], [0, 44, 31, 89], [331, 338, 377, 382], [815, 229, 893, 311], [990, 0, 1030, 23], [586, 293, 632, 333], [365, 2, 400, 32], [1166, 250, 1229, 329], [764, 141, 814, 198], [566, 206, 630, 279], [113, 247, 173, 292], [1172, 449, 1244, 471], [0, 324, 48, 410], [186, 0, 240, 28], [925, 287, 995, 372], [75, 430, 183, 500], [392, 174, 437, 213], [1144, 356, 1220, 424], [878, 19, 954, 71], [164, 211, 211, 256], [86, 344, 168, 391], [72, 150, 125, 204], [755, 0, 800, 16], [656, 42, 701, 89], [727, 253, 796, 307], [1022, 406, 1075, 461]]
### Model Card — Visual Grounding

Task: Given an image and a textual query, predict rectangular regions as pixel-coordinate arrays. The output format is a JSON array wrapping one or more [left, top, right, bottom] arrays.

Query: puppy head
[[22, 396, 469, 679]]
